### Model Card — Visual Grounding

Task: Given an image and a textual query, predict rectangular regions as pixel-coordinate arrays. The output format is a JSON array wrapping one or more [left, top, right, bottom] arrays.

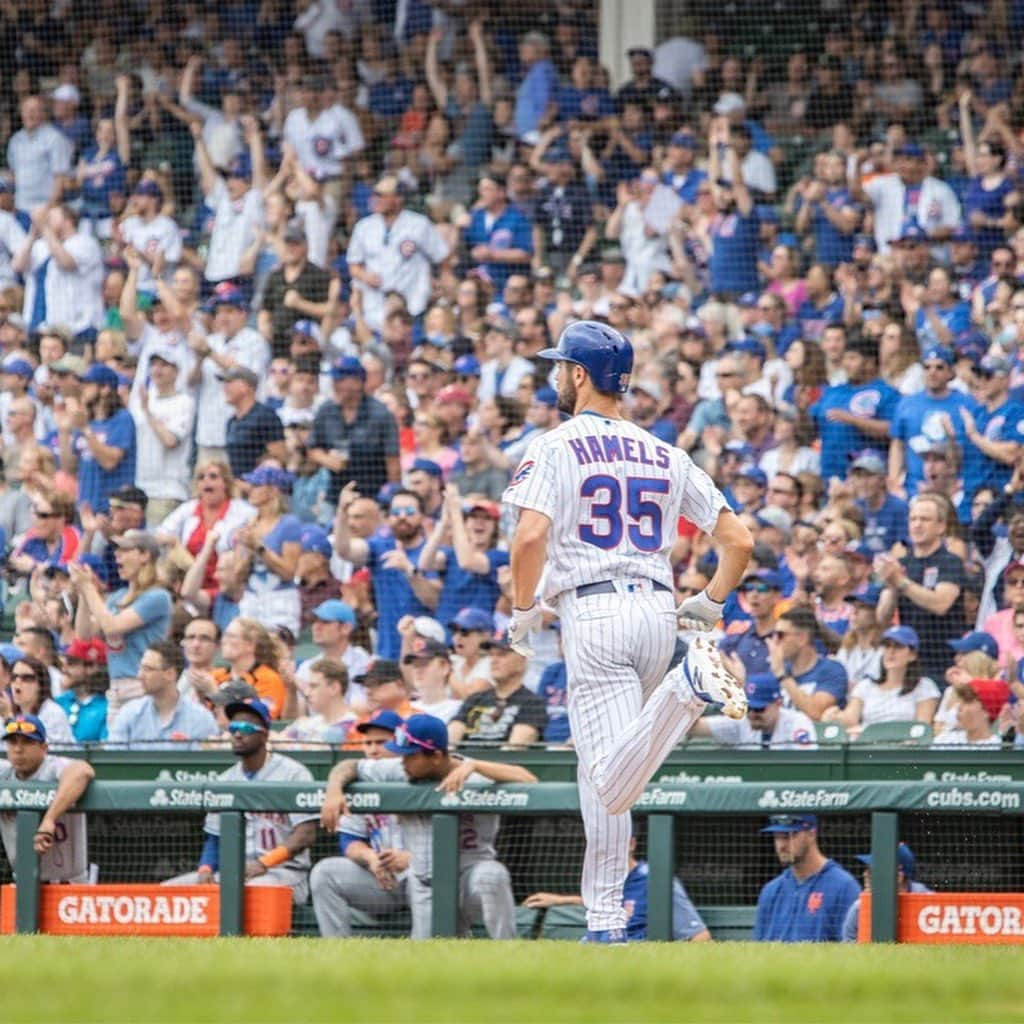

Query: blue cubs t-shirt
[[811, 378, 900, 481], [77, 409, 136, 513]]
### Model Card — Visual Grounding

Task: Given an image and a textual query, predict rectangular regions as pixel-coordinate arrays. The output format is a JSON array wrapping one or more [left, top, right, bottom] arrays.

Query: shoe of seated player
[[580, 928, 628, 944], [671, 634, 747, 720]]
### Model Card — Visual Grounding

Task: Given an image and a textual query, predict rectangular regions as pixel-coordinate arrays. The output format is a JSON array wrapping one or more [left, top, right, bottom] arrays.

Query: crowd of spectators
[[0, 1, 1020, 761]]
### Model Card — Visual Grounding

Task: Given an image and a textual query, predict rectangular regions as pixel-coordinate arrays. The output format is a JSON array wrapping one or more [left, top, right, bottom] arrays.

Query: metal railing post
[[218, 812, 245, 937], [869, 810, 900, 942], [646, 814, 675, 941], [14, 810, 41, 933], [431, 814, 460, 937]]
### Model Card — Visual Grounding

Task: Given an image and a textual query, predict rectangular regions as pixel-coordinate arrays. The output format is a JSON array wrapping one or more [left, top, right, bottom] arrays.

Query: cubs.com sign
[[0, 884, 292, 937], [859, 893, 1024, 944]]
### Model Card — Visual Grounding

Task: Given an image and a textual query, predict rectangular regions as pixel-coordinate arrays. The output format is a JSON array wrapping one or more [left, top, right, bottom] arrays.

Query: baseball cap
[[3, 714, 47, 744], [218, 365, 259, 388], [355, 709, 403, 735], [761, 814, 817, 834], [882, 625, 920, 650], [450, 607, 494, 633], [112, 529, 160, 558], [291, 319, 321, 343], [723, 440, 755, 461], [147, 346, 181, 370], [209, 283, 249, 310], [282, 220, 306, 243], [355, 659, 403, 687], [626, 46, 653, 58], [299, 526, 332, 558], [743, 568, 785, 591], [134, 179, 163, 200], [737, 292, 760, 309], [242, 465, 294, 491], [402, 637, 450, 664], [736, 464, 768, 487], [978, 354, 1011, 376], [453, 355, 481, 377], [409, 458, 443, 479], [209, 679, 259, 705], [2, 357, 33, 379], [109, 484, 149, 509], [895, 142, 925, 158], [958, 678, 1011, 722], [63, 637, 107, 665], [465, 499, 500, 520], [225, 697, 272, 728], [330, 356, 367, 381], [49, 353, 86, 377], [922, 345, 954, 366], [0, 643, 24, 666], [670, 131, 697, 149], [897, 224, 928, 244], [227, 154, 252, 180], [745, 673, 782, 710], [845, 583, 884, 606], [481, 629, 519, 653], [313, 599, 356, 625], [726, 337, 766, 360], [852, 234, 877, 253], [436, 385, 472, 406], [849, 449, 887, 474], [534, 386, 559, 408], [756, 507, 792, 539], [948, 631, 999, 659], [386, 713, 449, 755], [856, 843, 916, 881], [713, 92, 746, 116], [52, 84, 81, 105]]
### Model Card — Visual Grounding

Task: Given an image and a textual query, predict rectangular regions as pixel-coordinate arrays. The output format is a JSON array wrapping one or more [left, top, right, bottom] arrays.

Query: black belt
[[576, 579, 671, 598]]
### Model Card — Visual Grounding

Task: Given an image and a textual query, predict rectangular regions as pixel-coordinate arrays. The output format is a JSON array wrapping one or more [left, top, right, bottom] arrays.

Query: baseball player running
[[504, 320, 752, 943]]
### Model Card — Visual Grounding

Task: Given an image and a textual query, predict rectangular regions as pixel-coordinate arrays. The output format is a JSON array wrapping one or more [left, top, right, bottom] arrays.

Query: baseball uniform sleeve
[[675, 451, 729, 535], [503, 437, 558, 520]]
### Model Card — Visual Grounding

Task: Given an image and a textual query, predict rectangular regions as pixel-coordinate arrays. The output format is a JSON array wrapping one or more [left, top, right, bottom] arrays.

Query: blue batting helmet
[[539, 320, 633, 395]]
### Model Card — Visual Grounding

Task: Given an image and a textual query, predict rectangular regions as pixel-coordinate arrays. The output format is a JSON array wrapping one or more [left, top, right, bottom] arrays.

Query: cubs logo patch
[[807, 891, 823, 914], [793, 729, 813, 746], [399, 239, 417, 259], [849, 389, 880, 417], [313, 136, 332, 157], [510, 460, 534, 487]]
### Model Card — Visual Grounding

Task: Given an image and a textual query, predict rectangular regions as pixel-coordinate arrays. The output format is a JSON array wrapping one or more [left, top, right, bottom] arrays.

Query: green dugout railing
[[4, 779, 1023, 940], [66, 744, 1024, 784]]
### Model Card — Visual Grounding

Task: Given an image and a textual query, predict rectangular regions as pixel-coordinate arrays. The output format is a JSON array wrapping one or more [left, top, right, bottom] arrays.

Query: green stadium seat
[[700, 905, 756, 941], [814, 721, 848, 744], [855, 721, 933, 746]]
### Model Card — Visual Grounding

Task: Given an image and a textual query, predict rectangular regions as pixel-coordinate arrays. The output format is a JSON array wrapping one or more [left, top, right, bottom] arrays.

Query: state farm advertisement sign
[[859, 893, 1024, 944], [0, 884, 291, 936]]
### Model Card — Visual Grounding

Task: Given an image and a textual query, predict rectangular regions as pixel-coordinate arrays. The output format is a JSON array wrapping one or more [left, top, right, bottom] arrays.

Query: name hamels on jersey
[[504, 415, 727, 602]]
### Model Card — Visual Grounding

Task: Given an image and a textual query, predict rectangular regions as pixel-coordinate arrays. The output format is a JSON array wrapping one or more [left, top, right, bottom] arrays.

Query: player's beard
[[557, 372, 577, 416]]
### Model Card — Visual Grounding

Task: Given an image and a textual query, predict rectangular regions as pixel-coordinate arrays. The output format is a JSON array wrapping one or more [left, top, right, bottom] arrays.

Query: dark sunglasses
[[10, 671, 38, 682], [741, 582, 775, 594]]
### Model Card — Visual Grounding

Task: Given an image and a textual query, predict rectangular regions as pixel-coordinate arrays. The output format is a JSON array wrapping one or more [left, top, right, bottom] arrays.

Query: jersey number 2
[[578, 475, 669, 551]]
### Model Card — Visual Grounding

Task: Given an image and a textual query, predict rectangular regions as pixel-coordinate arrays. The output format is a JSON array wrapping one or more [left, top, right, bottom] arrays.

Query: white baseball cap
[[412, 616, 446, 645], [52, 84, 81, 105]]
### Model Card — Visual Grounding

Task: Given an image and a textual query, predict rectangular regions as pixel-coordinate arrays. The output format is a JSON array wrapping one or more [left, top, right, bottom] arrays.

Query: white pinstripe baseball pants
[[559, 584, 704, 932]]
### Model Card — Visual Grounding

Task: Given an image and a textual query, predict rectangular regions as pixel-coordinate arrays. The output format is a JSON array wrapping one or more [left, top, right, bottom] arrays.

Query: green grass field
[[2, 936, 1022, 1023]]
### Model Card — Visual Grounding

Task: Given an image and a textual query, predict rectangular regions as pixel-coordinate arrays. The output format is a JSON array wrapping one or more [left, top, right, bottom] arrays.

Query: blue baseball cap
[[2, 357, 33, 378], [355, 709, 403, 735], [853, 234, 877, 252], [534, 386, 558, 408], [922, 345, 954, 366], [82, 363, 120, 388], [227, 153, 252, 180], [209, 284, 248, 310], [134, 179, 163, 200], [897, 224, 927, 244], [846, 583, 883, 606], [299, 525, 332, 558], [330, 356, 367, 381], [450, 607, 494, 632], [895, 142, 925, 158], [0, 643, 24, 665], [3, 713, 47, 743], [225, 697, 272, 728], [856, 842, 916, 881], [409, 458, 442, 478], [761, 814, 818, 834], [723, 440, 755, 461], [453, 355, 481, 377], [314, 599, 356, 625], [883, 625, 920, 650], [745, 673, 781, 710], [242, 466, 294, 491], [736, 464, 768, 487], [743, 568, 785, 591], [950, 225, 973, 243], [386, 713, 449, 755], [670, 131, 697, 149], [737, 291, 760, 309], [727, 337, 766, 360], [291, 319, 321, 342], [948, 631, 998, 659], [849, 449, 887, 474]]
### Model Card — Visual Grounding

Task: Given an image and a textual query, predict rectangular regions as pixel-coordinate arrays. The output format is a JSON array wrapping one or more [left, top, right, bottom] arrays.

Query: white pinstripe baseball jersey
[[503, 413, 728, 600]]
